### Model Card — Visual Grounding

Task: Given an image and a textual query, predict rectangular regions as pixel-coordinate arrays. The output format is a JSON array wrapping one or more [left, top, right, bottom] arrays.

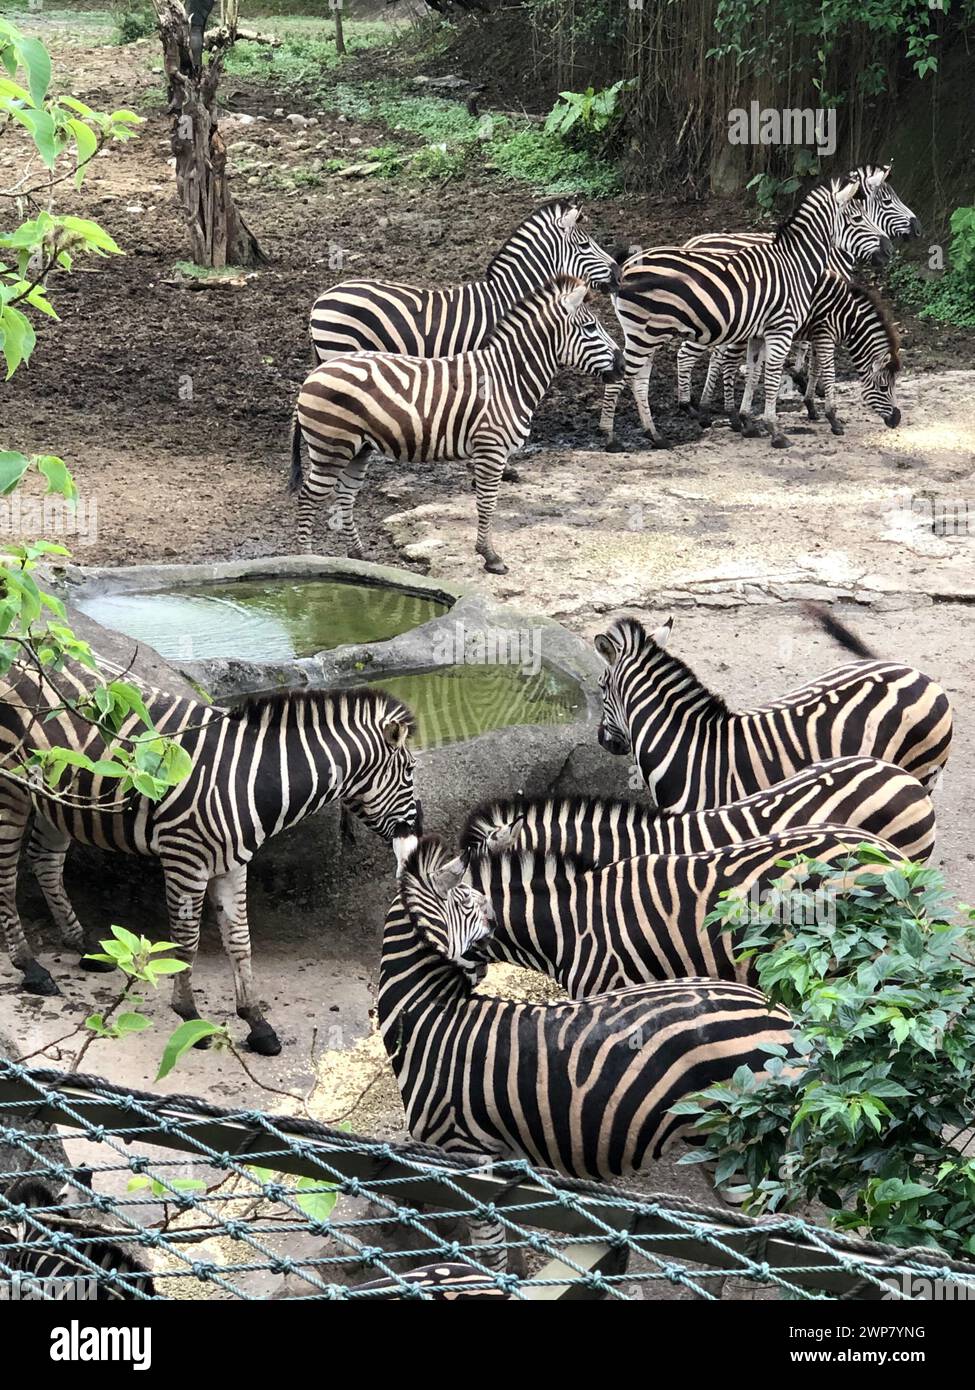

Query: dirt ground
[[1, 21, 974, 1292]]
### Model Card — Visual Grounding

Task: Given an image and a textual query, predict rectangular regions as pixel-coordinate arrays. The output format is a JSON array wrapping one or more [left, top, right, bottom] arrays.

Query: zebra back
[[308, 199, 616, 362], [468, 826, 906, 996], [595, 615, 952, 810], [460, 755, 935, 866], [380, 842, 793, 1176]]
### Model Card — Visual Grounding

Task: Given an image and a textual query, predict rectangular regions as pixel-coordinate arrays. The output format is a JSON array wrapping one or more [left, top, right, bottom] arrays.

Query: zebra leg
[[815, 337, 844, 435], [162, 864, 211, 1038], [598, 376, 627, 451], [758, 332, 793, 448], [206, 865, 280, 1056], [25, 819, 112, 971], [0, 791, 57, 995], [630, 351, 664, 447], [471, 452, 509, 574], [737, 338, 764, 436], [334, 446, 372, 560], [296, 447, 348, 554], [467, 1216, 508, 1273], [722, 348, 742, 425], [803, 342, 821, 421]]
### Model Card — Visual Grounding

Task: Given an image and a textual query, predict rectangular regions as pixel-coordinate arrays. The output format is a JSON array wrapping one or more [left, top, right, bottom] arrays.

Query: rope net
[[2, 1057, 974, 1302]]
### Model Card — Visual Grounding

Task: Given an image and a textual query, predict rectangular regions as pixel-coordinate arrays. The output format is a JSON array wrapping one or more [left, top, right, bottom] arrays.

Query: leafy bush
[[492, 129, 620, 198], [674, 850, 975, 1258], [544, 79, 633, 139], [112, 1, 157, 45], [884, 207, 975, 329]]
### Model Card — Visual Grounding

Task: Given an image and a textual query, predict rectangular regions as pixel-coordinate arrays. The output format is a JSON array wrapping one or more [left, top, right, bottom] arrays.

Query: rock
[[273, 107, 285, 118], [286, 113, 311, 127]]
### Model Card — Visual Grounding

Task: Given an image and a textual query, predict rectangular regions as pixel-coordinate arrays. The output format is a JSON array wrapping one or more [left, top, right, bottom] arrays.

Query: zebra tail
[[803, 602, 877, 660], [288, 409, 303, 495]]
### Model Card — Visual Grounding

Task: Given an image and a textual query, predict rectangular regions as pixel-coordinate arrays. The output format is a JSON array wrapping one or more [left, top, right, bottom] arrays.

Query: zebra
[[291, 277, 623, 575], [461, 755, 936, 867], [684, 276, 901, 434], [463, 824, 905, 996], [308, 198, 619, 364], [0, 665, 419, 1054], [0, 1174, 156, 1300], [595, 611, 952, 812], [380, 837, 792, 1222], [652, 164, 916, 431], [597, 178, 865, 449]]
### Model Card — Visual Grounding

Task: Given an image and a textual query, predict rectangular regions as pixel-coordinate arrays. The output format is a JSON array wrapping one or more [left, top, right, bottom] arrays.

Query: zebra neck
[[622, 652, 731, 808], [378, 916, 474, 1057], [485, 328, 560, 410], [483, 238, 550, 314], [826, 246, 855, 278]]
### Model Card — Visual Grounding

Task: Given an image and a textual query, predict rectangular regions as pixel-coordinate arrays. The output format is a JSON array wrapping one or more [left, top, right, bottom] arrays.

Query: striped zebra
[[381, 836, 792, 1192], [461, 755, 935, 867], [597, 177, 861, 449], [308, 198, 618, 363], [0, 666, 419, 1054], [684, 276, 901, 433], [595, 612, 952, 811], [291, 277, 622, 574], [0, 1175, 155, 1300], [463, 824, 905, 997]]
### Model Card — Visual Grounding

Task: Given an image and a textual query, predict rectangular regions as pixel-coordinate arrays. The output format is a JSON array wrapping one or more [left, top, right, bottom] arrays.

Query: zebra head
[[849, 164, 922, 240], [541, 199, 621, 293], [552, 278, 624, 382], [594, 615, 675, 763], [837, 199, 892, 267], [338, 690, 421, 874], [399, 837, 495, 983]]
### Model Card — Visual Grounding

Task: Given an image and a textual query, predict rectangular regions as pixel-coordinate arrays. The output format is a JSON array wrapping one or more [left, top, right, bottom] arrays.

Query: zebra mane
[[482, 846, 593, 879], [484, 197, 581, 278], [847, 281, 902, 371], [772, 181, 860, 246], [224, 685, 416, 732], [607, 616, 729, 713], [460, 793, 661, 855]]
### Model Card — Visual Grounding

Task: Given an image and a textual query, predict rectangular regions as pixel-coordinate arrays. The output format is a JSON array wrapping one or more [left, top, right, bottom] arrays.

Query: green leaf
[[67, 117, 98, 188], [0, 451, 31, 495], [36, 454, 76, 500], [156, 1020, 224, 1080], [16, 32, 51, 106]]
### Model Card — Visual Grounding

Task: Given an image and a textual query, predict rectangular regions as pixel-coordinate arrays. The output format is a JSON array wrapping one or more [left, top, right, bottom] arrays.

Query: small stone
[[273, 107, 285, 118]]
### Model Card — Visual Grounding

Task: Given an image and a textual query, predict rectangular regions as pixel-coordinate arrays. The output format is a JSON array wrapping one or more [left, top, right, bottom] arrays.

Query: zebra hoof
[[828, 420, 845, 436], [22, 961, 59, 996], [501, 467, 521, 483], [603, 437, 623, 453], [740, 422, 762, 438], [676, 400, 694, 414], [245, 1022, 282, 1057], [728, 413, 742, 433], [483, 558, 509, 575], [771, 434, 791, 449], [192, 1032, 214, 1050]]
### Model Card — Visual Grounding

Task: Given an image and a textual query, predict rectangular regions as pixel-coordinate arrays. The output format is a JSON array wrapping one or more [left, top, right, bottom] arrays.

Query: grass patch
[[885, 258, 975, 329], [224, 21, 393, 82], [172, 260, 251, 280]]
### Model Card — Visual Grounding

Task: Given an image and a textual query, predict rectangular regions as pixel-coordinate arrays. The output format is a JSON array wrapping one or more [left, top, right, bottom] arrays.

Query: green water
[[76, 579, 448, 663], [368, 664, 584, 749]]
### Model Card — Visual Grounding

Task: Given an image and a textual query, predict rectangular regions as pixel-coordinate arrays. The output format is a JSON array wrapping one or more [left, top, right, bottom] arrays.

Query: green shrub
[[112, 1, 156, 44], [674, 850, 975, 1259], [492, 128, 620, 197]]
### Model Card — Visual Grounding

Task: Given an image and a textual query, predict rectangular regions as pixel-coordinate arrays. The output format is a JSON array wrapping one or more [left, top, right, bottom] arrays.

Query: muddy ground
[[1, 18, 973, 1296]]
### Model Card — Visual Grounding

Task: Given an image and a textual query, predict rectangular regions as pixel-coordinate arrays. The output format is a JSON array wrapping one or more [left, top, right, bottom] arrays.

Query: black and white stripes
[[380, 838, 793, 1177], [0, 664, 419, 1053], [292, 276, 622, 574], [309, 198, 618, 363], [595, 614, 952, 812]]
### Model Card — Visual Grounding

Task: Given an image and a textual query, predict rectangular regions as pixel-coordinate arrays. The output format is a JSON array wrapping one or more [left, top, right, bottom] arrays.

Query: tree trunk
[[154, 0, 265, 268], [333, 1, 346, 57]]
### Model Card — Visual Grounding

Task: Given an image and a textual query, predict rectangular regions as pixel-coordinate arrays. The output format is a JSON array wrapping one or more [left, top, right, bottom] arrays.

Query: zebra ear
[[650, 616, 674, 648], [483, 817, 525, 856], [431, 855, 469, 896], [560, 205, 581, 231], [594, 630, 621, 666], [835, 179, 859, 208], [562, 281, 587, 314], [382, 717, 409, 750], [865, 167, 887, 193]]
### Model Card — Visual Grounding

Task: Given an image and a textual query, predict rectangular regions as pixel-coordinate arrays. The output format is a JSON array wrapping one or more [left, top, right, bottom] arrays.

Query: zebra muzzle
[[597, 723, 629, 756], [884, 407, 901, 428], [602, 351, 625, 384]]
